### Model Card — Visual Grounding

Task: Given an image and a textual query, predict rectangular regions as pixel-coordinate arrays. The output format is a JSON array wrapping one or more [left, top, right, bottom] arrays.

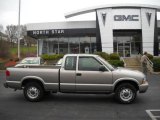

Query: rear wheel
[[23, 82, 44, 102], [115, 83, 137, 104]]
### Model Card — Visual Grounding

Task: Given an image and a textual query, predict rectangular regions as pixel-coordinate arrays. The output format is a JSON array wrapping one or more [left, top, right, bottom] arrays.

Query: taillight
[[6, 70, 10, 77]]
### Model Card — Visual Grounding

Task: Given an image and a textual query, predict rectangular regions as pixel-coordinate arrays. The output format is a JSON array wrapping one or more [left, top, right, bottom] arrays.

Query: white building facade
[[27, 4, 160, 57]]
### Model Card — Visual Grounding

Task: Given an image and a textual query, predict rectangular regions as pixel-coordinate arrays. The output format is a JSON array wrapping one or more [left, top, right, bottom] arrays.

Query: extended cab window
[[65, 56, 77, 70], [78, 57, 102, 71]]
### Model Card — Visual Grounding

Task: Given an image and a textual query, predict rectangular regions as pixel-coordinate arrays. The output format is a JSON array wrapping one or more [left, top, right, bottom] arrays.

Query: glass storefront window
[[158, 36, 160, 55], [70, 37, 80, 54], [52, 38, 58, 54], [41, 37, 96, 55], [42, 40, 48, 54], [91, 37, 97, 53], [113, 30, 142, 57], [59, 38, 68, 54]]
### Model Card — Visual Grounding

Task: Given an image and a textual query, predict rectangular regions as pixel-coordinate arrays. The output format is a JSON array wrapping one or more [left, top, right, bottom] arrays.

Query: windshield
[[97, 56, 115, 71]]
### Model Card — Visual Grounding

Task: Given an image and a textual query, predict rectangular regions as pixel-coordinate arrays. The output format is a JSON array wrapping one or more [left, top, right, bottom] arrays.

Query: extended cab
[[4, 54, 148, 104]]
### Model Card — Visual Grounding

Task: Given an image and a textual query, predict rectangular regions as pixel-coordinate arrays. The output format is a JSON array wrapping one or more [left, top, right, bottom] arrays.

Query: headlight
[[142, 77, 147, 84]]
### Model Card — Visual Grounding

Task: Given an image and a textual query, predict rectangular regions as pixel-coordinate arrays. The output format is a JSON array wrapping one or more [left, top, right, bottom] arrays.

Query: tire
[[115, 83, 137, 104], [23, 82, 44, 102]]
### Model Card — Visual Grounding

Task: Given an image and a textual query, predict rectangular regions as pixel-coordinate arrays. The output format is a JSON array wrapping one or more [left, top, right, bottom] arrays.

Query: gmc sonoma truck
[[4, 54, 148, 104]]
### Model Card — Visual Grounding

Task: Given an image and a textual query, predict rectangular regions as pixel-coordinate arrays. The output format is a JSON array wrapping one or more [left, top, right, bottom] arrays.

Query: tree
[[0, 24, 4, 33], [4, 24, 37, 58], [5, 25, 28, 47], [0, 24, 4, 41], [5, 25, 18, 47], [0, 25, 10, 58]]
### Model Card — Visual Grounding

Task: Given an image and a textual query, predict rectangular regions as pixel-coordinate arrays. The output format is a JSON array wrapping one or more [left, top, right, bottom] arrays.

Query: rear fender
[[21, 76, 45, 86]]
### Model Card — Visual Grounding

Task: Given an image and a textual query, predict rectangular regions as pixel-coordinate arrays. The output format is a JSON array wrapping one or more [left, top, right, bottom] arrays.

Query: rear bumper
[[3, 81, 22, 89], [139, 81, 149, 93], [4, 83, 8, 88]]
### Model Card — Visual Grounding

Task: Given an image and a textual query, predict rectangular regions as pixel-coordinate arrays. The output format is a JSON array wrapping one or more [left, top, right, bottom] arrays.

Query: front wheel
[[115, 83, 137, 104], [23, 82, 44, 102]]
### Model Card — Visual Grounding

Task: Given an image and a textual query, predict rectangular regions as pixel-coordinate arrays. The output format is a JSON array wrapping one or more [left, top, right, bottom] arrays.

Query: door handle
[[76, 73, 82, 76]]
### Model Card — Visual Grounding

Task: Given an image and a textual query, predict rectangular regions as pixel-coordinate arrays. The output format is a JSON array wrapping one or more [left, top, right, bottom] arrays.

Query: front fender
[[112, 77, 140, 90]]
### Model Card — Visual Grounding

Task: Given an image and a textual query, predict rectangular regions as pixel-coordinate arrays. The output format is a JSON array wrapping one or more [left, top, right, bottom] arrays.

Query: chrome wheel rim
[[120, 88, 133, 102], [27, 87, 40, 99]]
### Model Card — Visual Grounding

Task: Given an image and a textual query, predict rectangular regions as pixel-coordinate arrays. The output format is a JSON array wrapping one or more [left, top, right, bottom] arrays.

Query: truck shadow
[[43, 93, 146, 105], [43, 93, 117, 104], [5, 92, 145, 105]]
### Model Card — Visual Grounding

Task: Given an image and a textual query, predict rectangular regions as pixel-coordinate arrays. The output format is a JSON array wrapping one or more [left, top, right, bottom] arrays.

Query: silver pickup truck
[[4, 54, 148, 104]]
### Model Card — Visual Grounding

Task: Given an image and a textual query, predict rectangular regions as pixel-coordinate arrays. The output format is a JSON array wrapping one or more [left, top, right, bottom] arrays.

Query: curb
[[151, 72, 160, 75]]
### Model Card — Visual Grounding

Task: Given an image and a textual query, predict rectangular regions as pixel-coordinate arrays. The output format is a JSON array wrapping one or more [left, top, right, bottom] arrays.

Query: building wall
[[27, 9, 160, 56], [96, 8, 113, 54], [96, 8, 157, 55], [141, 8, 156, 55]]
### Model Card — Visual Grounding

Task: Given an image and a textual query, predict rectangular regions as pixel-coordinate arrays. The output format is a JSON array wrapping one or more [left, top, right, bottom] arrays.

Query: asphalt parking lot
[[0, 71, 160, 120]]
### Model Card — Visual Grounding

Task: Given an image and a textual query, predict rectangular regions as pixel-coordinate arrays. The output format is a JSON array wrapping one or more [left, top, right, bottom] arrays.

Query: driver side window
[[78, 57, 102, 71]]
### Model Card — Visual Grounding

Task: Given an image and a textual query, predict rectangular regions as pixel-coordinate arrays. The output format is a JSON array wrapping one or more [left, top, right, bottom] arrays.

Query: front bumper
[[139, 81, 149, 93]]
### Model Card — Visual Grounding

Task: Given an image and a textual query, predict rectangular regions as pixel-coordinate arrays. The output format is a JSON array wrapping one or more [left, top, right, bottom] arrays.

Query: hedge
[[95, 52, 123, 67], [152, 58, 160, 72], [41, 54, 64, 60], [95, 52, 110, 60], [0, 62, 5, 70], [109, 53, 120, 60], [147, 53, 153, 60], [108, 60, 124, 67]]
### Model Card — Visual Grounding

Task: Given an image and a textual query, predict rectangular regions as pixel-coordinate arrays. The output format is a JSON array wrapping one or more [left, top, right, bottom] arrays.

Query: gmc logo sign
[[114, 15, 139, 21]]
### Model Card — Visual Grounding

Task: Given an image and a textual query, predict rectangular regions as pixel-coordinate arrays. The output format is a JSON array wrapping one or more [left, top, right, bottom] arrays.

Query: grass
[[10, 46, 37, 58], [0, 46, 37, 69], [10, 46, 37, 54]]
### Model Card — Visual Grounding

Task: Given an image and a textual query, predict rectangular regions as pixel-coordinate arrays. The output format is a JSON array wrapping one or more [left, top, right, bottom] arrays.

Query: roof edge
[[65, 3, 160, 18]]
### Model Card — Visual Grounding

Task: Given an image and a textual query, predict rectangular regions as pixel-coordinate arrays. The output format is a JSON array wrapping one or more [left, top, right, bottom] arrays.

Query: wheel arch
[[113, 78, 139, 92], [21, 76, 45, 90]]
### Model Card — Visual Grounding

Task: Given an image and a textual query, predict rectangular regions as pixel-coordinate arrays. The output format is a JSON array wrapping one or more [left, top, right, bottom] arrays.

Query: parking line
[[146, 110, 160, 120]]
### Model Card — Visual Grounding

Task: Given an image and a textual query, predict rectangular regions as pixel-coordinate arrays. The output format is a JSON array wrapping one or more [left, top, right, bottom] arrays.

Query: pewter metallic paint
[[5, 54, 148, 93]]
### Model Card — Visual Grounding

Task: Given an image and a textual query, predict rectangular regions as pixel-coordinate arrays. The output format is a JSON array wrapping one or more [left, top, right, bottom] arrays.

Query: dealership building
[[27, 4, 160, 57]]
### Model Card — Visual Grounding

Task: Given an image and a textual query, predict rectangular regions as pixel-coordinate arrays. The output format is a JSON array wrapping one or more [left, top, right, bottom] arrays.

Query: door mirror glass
[[99, 65, 106, 72]]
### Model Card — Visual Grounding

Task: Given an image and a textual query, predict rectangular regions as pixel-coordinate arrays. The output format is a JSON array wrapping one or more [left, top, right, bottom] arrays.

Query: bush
[[95, 52, 109, 60], [41, 54, 64, 60], [0, 40, 10, 58], [109, 53, 120, 60], [108, 60, 124, 67], [95, 52, 123, 67], [4, 60, 17, 68], [0, 62, 5, 70], [146, 53, 153, 60], [152, 58, 160, 72]]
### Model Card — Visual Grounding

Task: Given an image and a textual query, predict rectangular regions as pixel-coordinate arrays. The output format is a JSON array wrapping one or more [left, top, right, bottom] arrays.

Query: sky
[[0, 0, 160, 31]]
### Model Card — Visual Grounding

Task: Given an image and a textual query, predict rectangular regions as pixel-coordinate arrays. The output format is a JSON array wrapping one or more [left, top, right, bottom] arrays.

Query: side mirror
[[99, 65, 106, 72]]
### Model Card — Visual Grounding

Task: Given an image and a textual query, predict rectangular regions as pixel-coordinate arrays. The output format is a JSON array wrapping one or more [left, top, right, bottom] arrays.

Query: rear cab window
[[64, 56, 77, 70]]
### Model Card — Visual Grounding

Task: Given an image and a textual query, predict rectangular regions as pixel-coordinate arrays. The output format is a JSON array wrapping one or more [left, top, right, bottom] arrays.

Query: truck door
[[60, 56, 77, 92], [76, 56, 112, 92]]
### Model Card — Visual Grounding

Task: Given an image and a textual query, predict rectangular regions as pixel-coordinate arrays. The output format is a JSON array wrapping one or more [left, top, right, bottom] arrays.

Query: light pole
[[18, 0, 21, 59]]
